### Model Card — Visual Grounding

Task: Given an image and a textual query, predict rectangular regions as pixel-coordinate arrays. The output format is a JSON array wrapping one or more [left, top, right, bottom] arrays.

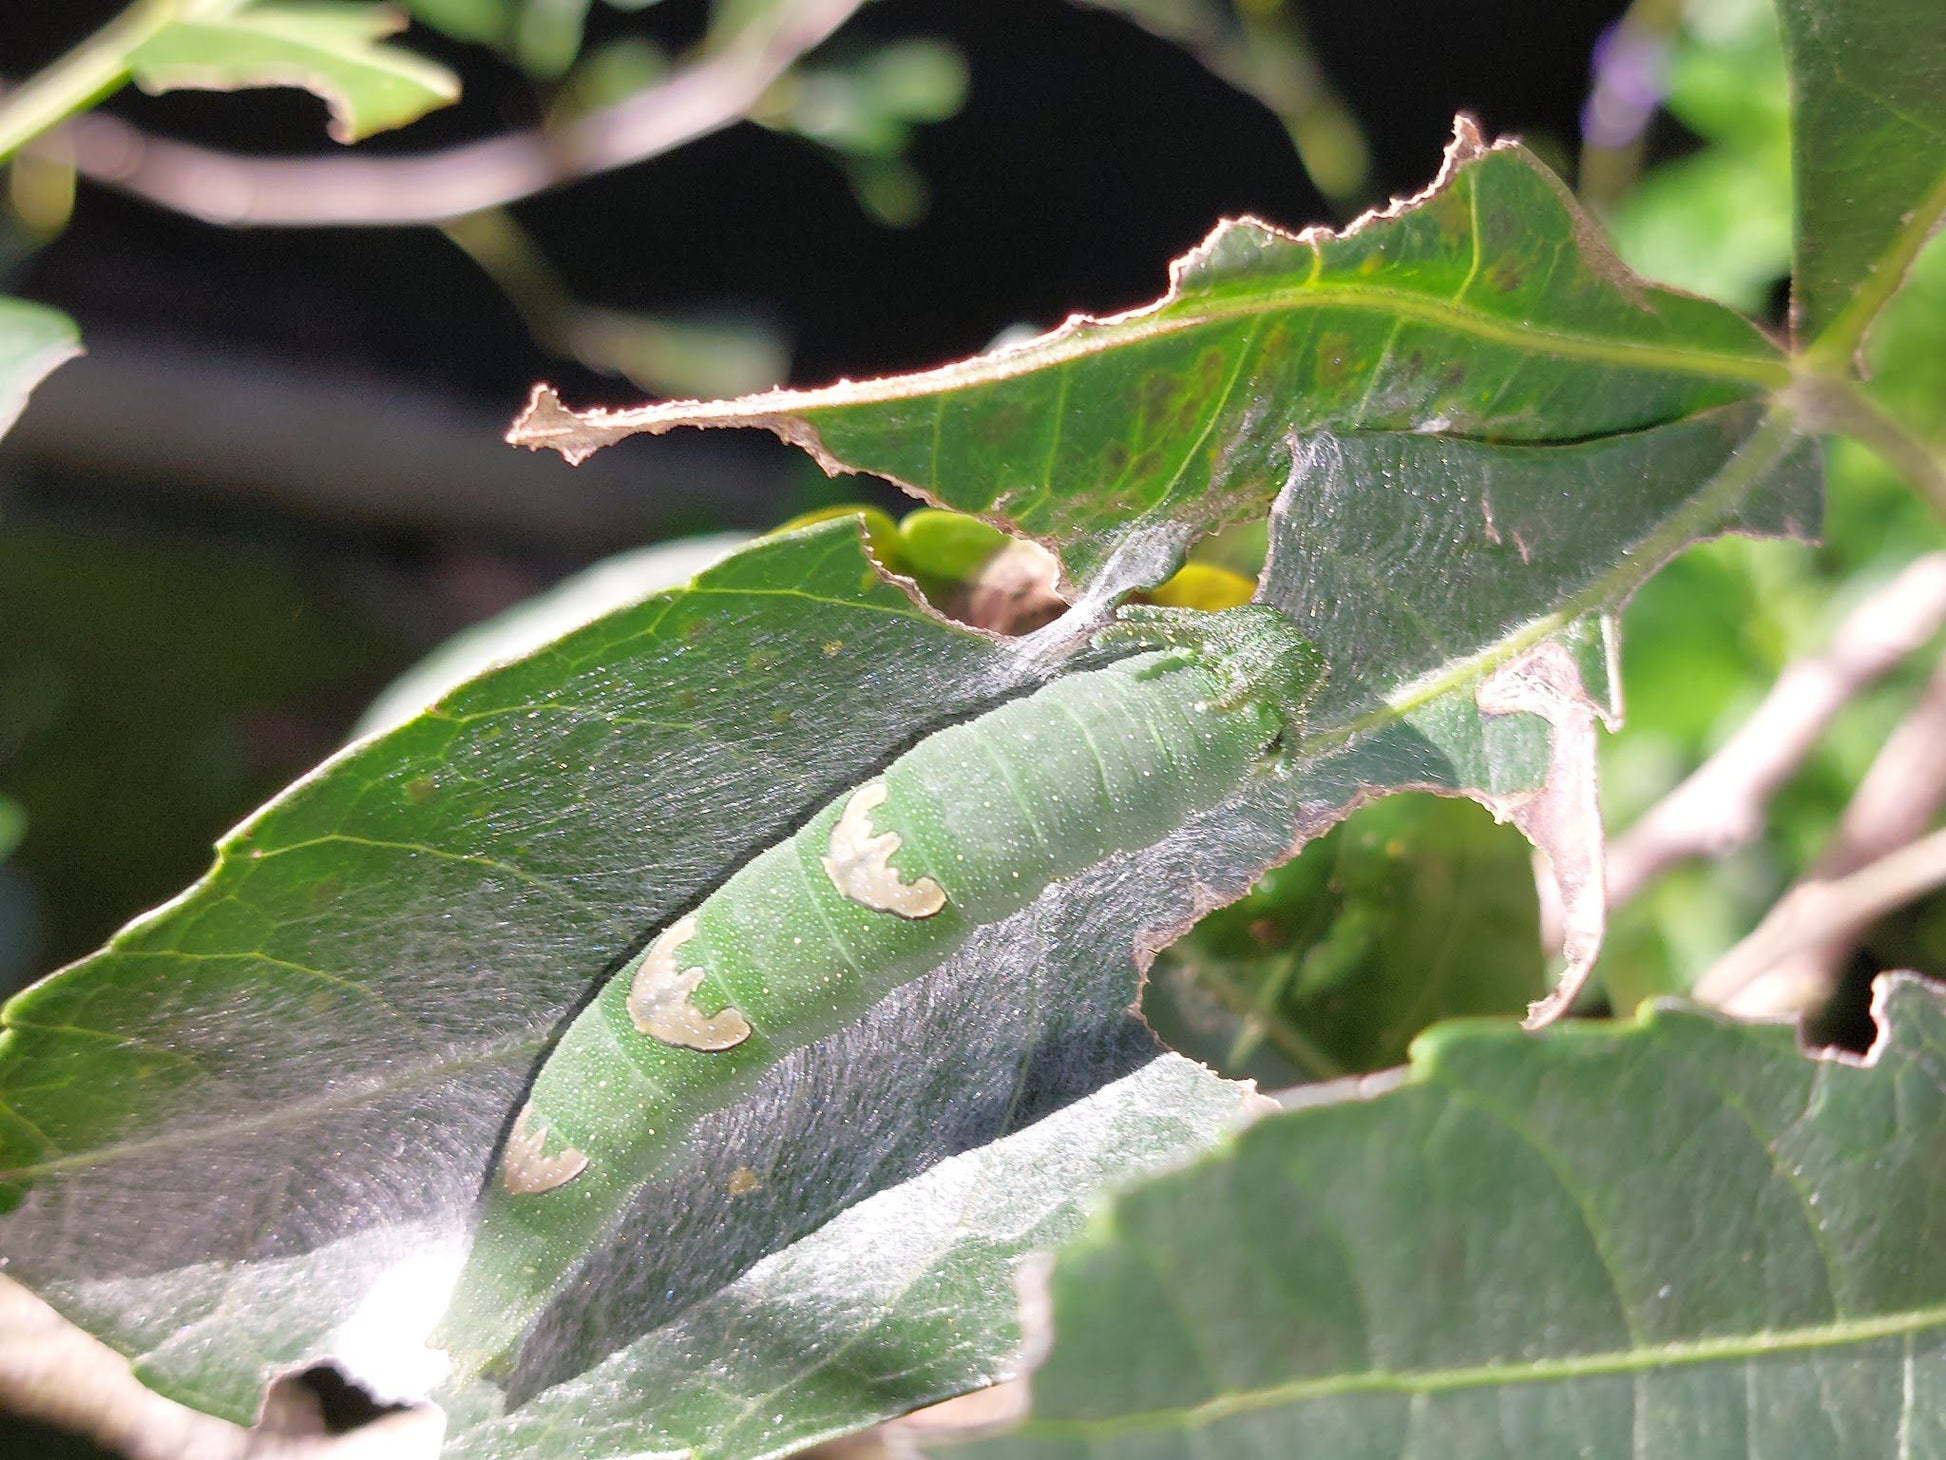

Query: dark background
[[0, 0, 1625, 987]]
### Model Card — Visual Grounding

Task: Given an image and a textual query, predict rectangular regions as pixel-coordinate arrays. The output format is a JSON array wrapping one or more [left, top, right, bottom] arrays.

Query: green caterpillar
[[437, 604, 1323, 1379]]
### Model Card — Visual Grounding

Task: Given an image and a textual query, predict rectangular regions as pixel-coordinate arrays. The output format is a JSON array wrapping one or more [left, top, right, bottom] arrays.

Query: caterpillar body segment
[[438, 605, 1323, 1379]]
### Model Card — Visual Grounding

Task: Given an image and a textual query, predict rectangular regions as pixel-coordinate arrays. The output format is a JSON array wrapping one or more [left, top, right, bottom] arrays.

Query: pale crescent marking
[[821, 782, 947, 918], [501, 1103, 588, 1195], [627, 914, 753, 1051]]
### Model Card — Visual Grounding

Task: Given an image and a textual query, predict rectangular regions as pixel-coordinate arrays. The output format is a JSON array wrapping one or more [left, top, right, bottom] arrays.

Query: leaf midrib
[[570, 279, 1788, 440], [0, 1027, 544, 1183], [1020, 1303, 1946, 1439]]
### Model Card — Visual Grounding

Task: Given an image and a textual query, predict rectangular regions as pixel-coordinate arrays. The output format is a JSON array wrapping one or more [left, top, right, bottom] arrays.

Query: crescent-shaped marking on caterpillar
[[501, 1104, 589, 1195], [821, 782, 948, 918], [627, 914, 753, 1050]]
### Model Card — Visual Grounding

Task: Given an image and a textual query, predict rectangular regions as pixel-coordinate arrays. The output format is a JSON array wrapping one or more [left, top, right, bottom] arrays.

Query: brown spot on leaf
[[1476, 643, 1605, 1029]]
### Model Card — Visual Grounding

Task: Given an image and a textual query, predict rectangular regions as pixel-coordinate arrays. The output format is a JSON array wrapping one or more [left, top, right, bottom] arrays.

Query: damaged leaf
[[1150, 795, 1546, 1084], [128, 3, 460, 143], [512, 118, 1788, 590], [0, 116, 1827, 1460], [0, 297, 80, 441], [934, 975, 1946, 1460], [0, 521, 1083, 1423]]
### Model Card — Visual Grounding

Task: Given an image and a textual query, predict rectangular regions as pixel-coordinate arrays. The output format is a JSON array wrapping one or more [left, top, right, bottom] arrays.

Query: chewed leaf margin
[[508, 117, 1788, 593]]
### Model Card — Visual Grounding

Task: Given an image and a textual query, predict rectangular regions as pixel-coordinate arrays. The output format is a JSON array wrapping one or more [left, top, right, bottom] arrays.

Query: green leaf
[[512, 121, 1788, 589], [0, 522, 1096, 1424], [938, 974, 1946, 1458], [1153, 795, 1544, 1081], [127, 3, 461, 143], [1774, 0, 1946, 354], [0, 298, 80, 443], [351, 531, 751, 738], [441, 1056, 1251, 1460]]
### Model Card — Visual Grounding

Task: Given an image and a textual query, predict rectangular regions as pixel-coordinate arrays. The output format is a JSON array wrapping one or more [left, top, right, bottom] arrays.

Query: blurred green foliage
[[0, 523, 404, 993], [753, 38, 971, 227], [1147, 795, 1546, 1083], [1600, 0, 1946, 1009], [407, 0, 661, 79], [1604, 0, 1792, 313]]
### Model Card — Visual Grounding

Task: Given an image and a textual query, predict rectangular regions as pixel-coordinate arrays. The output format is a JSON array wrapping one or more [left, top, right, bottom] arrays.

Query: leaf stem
[[1788, 369, 1946, 521], [1696, 824, 1946, 1010], [1804, 164, 1946, 371], [1184, 957, 1349, 1082], [0, 0, 175, 166]]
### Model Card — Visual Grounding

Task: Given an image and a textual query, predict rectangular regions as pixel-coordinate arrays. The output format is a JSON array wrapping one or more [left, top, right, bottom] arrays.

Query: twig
[[1574, 0, 1681, 211], [1788, 372, 1946, 523], [1605, 552, 1946, 908], [37, 0, 868, 227], [1694, 649, 1946, 1015], [0, 0, 174, 165], [1810, 652, 1946, 882], [1694, 824, 1946, 1014], [2, 332, 791, 551]]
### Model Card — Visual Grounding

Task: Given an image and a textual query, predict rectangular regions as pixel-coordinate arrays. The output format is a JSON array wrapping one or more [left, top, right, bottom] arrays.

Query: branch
[[0, 0, 168, 165], [2, 332, 791, 551], [1694, 823, 1946, 1015], [1788, 372, 1946, 522], [40, 0, 868, 227], [1605, 551, 1946, 908], [1694, 649, 1946, 1015]]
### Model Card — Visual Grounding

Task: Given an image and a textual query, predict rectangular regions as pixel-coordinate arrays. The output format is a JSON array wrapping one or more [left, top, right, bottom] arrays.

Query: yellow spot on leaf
[[728, 1166, 762, 1197]]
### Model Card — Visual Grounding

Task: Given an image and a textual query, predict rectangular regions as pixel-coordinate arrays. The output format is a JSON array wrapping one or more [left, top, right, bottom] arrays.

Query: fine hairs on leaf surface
[[0, 105, 1821, 1460], [0, 92, 1881, 1460], [929, 974, 1946, 1460]]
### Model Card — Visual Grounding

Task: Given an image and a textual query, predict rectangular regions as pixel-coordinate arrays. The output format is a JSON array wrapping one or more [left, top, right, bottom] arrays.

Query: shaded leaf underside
[[0, 116, 1829, 1457]]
